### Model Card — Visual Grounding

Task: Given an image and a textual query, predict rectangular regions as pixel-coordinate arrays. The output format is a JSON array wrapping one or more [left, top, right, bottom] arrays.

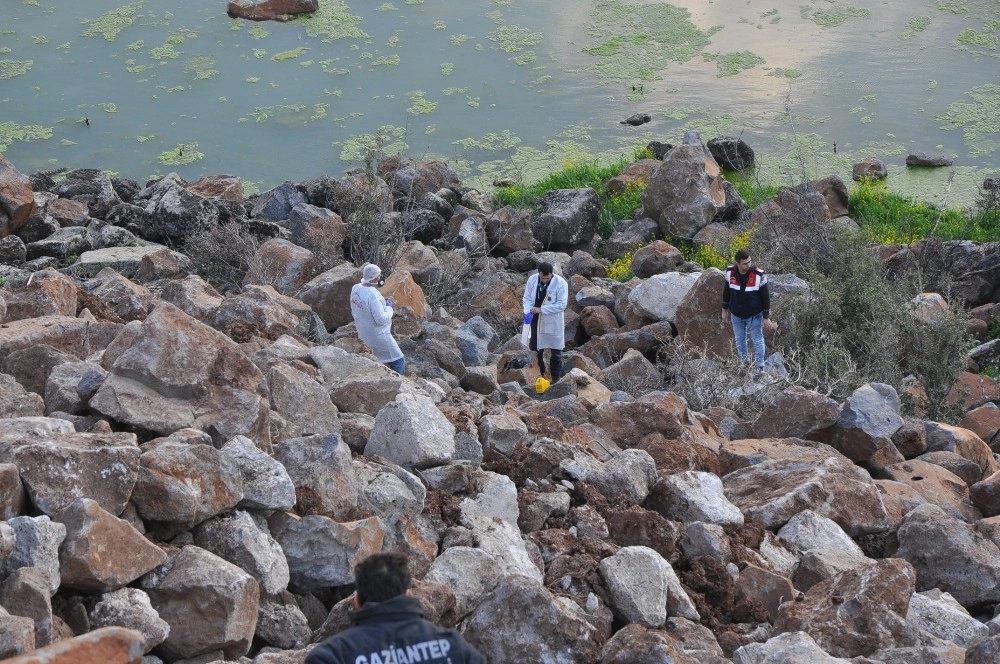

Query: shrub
[[184, 222, 264, 294], [607, 251, 635, 282]]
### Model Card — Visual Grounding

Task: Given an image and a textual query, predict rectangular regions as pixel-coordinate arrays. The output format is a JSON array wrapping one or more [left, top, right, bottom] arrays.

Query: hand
[[531, 306, 541, 314], [385, 298, 394, 308], [721, 310, 730, 323], [764, 318, 777, 332]]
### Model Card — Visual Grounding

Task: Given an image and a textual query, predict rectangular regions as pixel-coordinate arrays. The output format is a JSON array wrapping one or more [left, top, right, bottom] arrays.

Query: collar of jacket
[[351, 595, 425, 625]]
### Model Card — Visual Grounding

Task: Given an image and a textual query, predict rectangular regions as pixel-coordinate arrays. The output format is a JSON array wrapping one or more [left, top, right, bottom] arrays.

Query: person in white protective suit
[[350, 263, 405, 374]]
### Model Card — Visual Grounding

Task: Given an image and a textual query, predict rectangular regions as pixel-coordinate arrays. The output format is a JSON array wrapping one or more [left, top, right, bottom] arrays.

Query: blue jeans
[[385, 356, 406, 375], [731, 313, 765, 369]]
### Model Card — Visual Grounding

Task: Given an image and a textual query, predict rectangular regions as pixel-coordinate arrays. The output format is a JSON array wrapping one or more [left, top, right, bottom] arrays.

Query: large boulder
[[295, 262, 361, 331], [140, 545, 260, 661], [673, 268, 732, 359], [268, 513, 385, 591], [0, 156, 36, 239], [267, 363, 341, 441], [192, 511, 290, 596], [365, 393, 457, 469], [88, 588, 170, 654], [56, 498, 166, 593], [774, 558, 916, 658], [272, 433, 358, 520], [893, 504, 1000, 610], [139, 176, 219, 243], [130, 437, 243, 528], [627, 272, 700, 322], [51, 168, 122, 219], [640, 132, 726, 239], [1, 269, 77, 322], [89, 302, 270, 445], [531, 188, 601, 251], [463, 575, 602, 662], [599, 546, 673, 627]]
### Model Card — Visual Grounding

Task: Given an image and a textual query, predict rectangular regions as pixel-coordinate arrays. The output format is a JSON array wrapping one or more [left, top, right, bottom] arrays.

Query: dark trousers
[[536, 348, 563, 381]]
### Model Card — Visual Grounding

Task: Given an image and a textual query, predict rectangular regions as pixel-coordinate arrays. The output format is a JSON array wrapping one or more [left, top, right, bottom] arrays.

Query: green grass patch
[[848, 179, 1000, 242], [273, 47, 309, 62], [158, 142, 204, 166]]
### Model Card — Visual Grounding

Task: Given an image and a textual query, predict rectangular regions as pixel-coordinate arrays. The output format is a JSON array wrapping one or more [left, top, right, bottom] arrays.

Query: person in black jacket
[[306, 553, 486, 664], [721, 249, 777, 374]]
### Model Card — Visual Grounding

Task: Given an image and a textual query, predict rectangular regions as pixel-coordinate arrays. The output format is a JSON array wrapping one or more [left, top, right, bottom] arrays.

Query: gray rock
[[599, 546, 671, 627], [89, 588, 170, 654], [192, 511, 290, 596], [423, 547, 502, 620], [365, 393, 456, 469], [220, 436, 296, 512], [272, 434, 358, 520], [43, 361, 106, 416], [653, 471, 744, 526], [1, 516, 66, 594], [0, 567, 55, 646], [255, 594, 311, 650]]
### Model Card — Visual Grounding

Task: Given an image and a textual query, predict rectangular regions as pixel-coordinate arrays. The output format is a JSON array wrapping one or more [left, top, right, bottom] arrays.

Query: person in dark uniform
[[722, 249, 777, 374], [306, 553, 485, 664]]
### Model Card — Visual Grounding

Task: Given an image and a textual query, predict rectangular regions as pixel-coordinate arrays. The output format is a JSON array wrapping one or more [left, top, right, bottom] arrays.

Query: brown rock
[[752, 386, 841, 439], [0, 373, 44, 418], [133, 247, 191, 283], [0, 567, 54, 647], [774, 558, 916, 658], [734, 563, 794, 622], [89, 302, 270, 445], [947, 371, 1000, 410], [0, 155, 36, 239], [212, 284, 303, 343], [881, 459, 980, 522], [56, 498, 166, 592], [640, 141, 726, 239], [296, 262, 361, 330], [82, 268, 155, 323], [0, 626, 144, 664], [673, 268, 732, 360], [245, 238, 314, 296], [606, 159, 660, 195], [630, 240, 684, 279], [186, 174, 244, 202], [971, 470, 1000, 517], [226, 0, 318, 21], [381, 269, 431, 319], [2, 269, 77, 323], [961, 403, 1000, 452], [142, 546, 260, 661], [45, 198, 89, 228], [159, 274, 223, 324]]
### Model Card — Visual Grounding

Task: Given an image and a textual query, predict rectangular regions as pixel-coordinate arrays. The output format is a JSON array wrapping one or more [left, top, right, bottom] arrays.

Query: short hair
[[354, 553, 411, 605], [537, 262, 554, 275], [734, 249, 751, 262]]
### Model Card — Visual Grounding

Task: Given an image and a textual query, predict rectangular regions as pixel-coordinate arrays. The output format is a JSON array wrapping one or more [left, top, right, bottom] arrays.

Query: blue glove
[[524, 313, 533, 324]]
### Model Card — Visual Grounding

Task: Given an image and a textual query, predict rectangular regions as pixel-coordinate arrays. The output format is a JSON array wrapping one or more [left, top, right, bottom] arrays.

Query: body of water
[[2, 0, 998, 207]]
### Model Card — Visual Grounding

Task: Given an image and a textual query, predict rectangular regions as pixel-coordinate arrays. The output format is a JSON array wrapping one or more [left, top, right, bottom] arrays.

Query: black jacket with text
[[305, 595, 486, 664], [722, 264, 770, 319]]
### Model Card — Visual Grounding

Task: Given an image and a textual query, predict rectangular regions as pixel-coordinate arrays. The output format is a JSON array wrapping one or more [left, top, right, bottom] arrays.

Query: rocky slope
[[1, 141, 1000, 663]]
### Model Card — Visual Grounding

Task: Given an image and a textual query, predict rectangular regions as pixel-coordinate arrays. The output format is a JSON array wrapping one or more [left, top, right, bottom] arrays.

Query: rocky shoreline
[[1, 138, 1000, 664]]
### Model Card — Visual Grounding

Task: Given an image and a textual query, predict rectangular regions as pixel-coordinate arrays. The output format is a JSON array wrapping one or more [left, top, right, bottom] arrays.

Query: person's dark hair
[[734, 249, 751, 262], [354, 553, 411, 605], [538, 262, 554, 275]]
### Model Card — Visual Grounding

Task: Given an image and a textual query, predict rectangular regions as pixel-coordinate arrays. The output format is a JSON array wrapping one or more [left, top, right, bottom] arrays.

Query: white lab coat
[[522, 272, 568, 350], [350, 282, 403, 363]]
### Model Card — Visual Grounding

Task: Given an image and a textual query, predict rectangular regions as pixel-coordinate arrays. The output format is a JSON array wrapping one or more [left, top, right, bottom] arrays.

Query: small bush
[[184, 222, 264, 294], [607, 251, 635, 282]]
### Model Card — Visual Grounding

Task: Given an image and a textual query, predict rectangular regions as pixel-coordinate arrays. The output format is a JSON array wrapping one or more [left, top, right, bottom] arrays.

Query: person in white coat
[[522, 262, 568, 382], [350, 263, 405, 374]]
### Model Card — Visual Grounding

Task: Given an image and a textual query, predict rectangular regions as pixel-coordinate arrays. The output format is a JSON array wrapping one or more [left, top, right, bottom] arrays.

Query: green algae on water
[[81, 2, 143, 41], [0, 60, 33, 80], [32, 36, 48, 44], [159, 142, 204, 166], [298, 1, 370, 42], [184, 57, 218, 80], [377, 3, 397, 10], [955, 28, 999, 50], [249, 25, 269, 40], [407, 91, 437, 115], [440, 62, 455, 75], [98, 103, 117, 113], [273, 47, 309, 61], [338, 125, 408, 162], [767, 67, 802, 78], [936, 83, 1000, 145], [0, 121, 53, 152], [803, 5, 871, 28], [450, 35, 472, 46], [901, 15, 930, 40], [583, 0, 713, 85], [371, 54, 401, 67], [489, 24, 543, 54], [710, 51, 766, 77]]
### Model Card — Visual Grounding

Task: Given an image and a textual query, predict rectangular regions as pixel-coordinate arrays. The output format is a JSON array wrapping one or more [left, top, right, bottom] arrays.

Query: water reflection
[[0, 0, 996, 206]]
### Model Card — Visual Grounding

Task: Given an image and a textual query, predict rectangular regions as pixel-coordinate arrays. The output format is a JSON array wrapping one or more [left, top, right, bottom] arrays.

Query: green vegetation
[[80, 2, 142, 41], [901, 15, 931, 40], [158, 142, 204, 165], [273, 47, 309, 62], [0, 59, 33, 79], [0, 120, 52, 151], [708, 51, 766, 77]]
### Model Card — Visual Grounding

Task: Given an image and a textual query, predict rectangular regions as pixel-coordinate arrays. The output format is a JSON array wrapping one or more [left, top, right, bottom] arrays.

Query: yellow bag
[[535, 376, 550, 394]]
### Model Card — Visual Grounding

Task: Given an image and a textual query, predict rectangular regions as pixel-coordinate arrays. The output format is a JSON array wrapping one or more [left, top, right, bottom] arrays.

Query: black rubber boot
[[536, 350, 546, 377], [550, 349, 563, 382]]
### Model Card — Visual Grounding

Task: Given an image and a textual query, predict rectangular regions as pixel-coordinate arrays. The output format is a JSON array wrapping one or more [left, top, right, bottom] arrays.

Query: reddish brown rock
[[226, 0, 318, 21], [186, 174, 244, 202], [881, 459, 980, 522], [0, 626, 145, 664], [960, 403, 1000, 452], [606, 159, 660, 195], [2, 269, 78, 323], [774, 558, 916, 658], [630, 240, 684, 279], [751, 385, 841, 439], [947, 371, 1000, 410], [0, 155, 36, 239]]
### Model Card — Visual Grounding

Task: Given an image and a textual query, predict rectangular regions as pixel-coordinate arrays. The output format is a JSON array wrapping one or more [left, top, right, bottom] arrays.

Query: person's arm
[[721, 269, 731, 321], [759, 274, 770, 318], [540, 277, 568, 314], [522, 275, 535, 315], [365, 289, 393, 327]]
